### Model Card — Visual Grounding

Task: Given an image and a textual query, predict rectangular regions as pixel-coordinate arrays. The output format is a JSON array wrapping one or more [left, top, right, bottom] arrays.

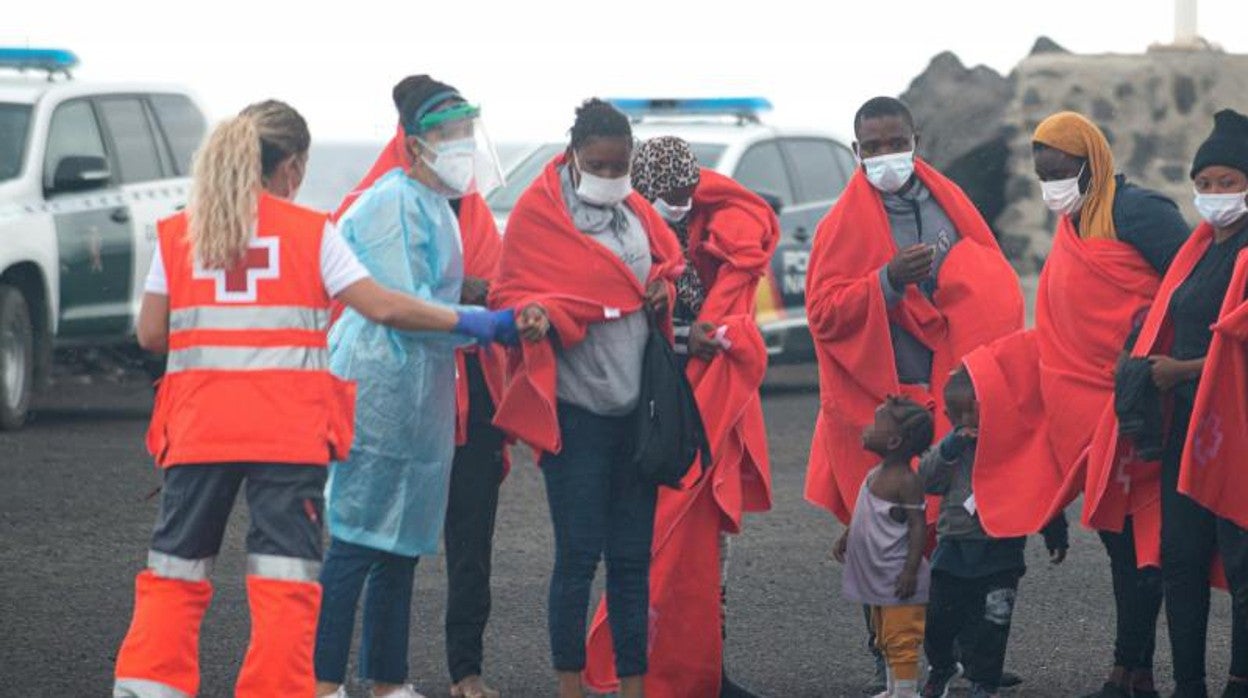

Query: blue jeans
[[541, 402, 657, 677], [314, 537, 420, 685]]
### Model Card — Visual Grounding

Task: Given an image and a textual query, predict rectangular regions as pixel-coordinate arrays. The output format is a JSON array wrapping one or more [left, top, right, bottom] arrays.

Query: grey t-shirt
[[877, 178, 961, 385], [554, 165, 652, 417]]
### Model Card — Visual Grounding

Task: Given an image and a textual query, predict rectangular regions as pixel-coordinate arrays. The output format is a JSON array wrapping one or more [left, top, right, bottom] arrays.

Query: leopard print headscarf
[[633, 137, 706, 320], [631, 136, 701, 202]]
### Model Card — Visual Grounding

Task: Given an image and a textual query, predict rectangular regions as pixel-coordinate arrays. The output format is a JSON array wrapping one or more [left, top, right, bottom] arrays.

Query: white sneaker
[[319, 688, 347, 698]]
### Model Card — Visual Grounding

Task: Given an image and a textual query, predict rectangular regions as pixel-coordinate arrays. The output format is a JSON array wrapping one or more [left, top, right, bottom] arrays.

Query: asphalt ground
[[0, 364, 1235, 697]]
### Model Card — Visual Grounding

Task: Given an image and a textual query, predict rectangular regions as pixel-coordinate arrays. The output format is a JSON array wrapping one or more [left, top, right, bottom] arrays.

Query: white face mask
[[1194, 190, 1248, 229], [1040, 165, 1086, 216], [653, 197, 692, 222], [861, 150, 915, 194], [421, 137, 476, 196], [574, 152, 632, 207]]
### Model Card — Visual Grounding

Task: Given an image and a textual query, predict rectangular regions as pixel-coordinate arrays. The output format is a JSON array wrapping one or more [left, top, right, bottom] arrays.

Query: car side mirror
[[751, 189, 784, 215], [50, 155, 111, 194]]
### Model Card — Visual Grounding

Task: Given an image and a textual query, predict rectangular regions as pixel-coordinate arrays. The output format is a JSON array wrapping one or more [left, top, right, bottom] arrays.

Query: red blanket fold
[[1085, 223, 1247, 571], [451, 185, 507, 448], [682, 169, 777, 525], [964, 218, 1161, 537], [488, 154, 683, 454], [583, 170, 776, 696], [332, 126, 508, 455], [804, 160, 1023, 524], [1180, 238, 1248, 528]]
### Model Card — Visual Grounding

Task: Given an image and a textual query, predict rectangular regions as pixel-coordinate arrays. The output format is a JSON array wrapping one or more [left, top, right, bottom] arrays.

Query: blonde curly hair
[[187, 100, 309, 269]]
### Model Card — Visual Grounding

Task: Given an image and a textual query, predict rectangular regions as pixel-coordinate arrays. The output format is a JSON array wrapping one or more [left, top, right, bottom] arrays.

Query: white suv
[[0, 49, 208, 427], [486, 98, 856, 365]]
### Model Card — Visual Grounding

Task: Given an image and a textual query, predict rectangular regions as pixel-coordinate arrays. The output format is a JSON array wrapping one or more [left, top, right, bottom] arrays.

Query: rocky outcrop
[[902, 38, 1248, 273], [901, 52, 1015, 229]]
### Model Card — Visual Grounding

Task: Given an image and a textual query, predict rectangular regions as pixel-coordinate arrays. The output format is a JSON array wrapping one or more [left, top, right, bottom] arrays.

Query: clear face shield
[[413, 103, 505, 198]]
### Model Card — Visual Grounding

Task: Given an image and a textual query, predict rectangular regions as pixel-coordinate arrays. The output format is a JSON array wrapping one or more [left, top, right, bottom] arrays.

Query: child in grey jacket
[[918, 368, 1069, 698]]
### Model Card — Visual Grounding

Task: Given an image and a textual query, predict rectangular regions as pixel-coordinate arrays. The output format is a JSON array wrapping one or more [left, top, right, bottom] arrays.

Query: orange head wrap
[[1033, 111, 1118, 240]]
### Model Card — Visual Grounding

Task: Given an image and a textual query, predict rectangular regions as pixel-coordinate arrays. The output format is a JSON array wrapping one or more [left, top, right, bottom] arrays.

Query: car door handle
[[110, 207, 131, 224]]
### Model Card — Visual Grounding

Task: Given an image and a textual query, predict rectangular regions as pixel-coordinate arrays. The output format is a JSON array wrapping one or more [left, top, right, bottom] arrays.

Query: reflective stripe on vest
[[113, 678, 193, 698], [169, 305, 329, 333], [147, 550, 214, 582], [165, 346, 329, 374], [246, 553, 321, 583]]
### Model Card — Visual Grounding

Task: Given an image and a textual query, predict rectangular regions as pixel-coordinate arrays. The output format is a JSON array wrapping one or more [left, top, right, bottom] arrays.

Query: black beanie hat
[[393, 75, 463, 135], [1190, 108, 1248, 179]]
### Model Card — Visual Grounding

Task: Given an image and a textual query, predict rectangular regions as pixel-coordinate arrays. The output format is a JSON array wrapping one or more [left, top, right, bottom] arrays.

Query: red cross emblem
[[194, 237, 281, 302], [1192, 413, 1224, 467]]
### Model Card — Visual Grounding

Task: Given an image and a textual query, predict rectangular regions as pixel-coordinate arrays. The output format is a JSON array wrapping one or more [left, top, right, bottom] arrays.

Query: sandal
[[450, 675, 501, 698]]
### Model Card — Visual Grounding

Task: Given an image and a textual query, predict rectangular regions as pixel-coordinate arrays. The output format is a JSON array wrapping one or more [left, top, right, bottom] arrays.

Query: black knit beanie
[[1190, 108, 1248, 179]]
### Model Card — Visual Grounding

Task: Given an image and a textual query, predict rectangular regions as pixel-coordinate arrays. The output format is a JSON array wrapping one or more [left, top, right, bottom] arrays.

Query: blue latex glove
[[492, 308, 520, 346], [454, 309, 500, 345], [453, 308, 516, 346]]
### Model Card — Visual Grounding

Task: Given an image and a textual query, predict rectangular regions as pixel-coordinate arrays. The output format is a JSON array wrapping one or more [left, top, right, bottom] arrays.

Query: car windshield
[[0, 103, 32, 182], [487, 141, 727, 213]]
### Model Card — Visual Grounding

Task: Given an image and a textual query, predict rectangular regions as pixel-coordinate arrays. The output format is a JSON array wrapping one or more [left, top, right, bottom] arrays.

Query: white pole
[[1175, 0, 1198, 44]]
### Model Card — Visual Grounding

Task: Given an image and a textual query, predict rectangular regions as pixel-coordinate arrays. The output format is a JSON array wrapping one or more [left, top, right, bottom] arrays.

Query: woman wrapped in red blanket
[[489, 99, 683, 698], [583, 137, 777, 698], [961, 111, 1190, 698], [1086, 109, 1248, 698]]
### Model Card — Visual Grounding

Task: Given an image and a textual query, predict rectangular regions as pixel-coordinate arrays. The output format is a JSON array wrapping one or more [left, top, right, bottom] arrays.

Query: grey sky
[[6, 0, 1246, 144]]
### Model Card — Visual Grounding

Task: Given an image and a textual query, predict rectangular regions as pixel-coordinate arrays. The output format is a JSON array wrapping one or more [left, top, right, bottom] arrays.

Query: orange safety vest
[[147, 193, 356, 468]]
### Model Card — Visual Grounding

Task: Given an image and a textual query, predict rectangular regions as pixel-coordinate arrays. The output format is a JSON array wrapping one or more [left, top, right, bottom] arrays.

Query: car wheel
[[0, 285, 34, 430]]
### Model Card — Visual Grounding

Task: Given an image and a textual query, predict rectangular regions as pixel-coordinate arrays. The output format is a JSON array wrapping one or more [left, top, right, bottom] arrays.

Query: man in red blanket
[[961, 111, 1190, 698], [334, 75, 510, 698], [804, 97, 1023, 691], [582, 137, 777, 698]]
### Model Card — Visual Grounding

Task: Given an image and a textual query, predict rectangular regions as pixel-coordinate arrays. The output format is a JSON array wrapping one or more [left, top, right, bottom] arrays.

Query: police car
[[486, 98, 855, 365], [0, 48, 208, 428]]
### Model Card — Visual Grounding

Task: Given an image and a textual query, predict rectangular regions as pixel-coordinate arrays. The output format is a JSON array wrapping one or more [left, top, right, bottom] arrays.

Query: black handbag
[[632, 311, 712, 488]]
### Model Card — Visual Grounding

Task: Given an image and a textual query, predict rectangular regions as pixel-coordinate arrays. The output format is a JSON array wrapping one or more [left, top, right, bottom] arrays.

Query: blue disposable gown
[[326, 169, 471, 557]]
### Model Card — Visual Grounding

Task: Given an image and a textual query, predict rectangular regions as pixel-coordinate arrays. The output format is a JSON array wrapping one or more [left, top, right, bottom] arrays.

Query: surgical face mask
[[1040, 165, 1086, 216], [1193, 190, 1248, 228], [421, 137, 476, 195], [574, 153, 631, 207], [653, 197, 692, 222], [862, 150, 915, 194]]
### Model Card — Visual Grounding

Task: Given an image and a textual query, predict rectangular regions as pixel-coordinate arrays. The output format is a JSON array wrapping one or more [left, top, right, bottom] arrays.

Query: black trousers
[[152, 462, 325, 563], [444, 354, 506, 683], [1098, 517, 1164, 671], [924, 569, 1022, 692], [1159, 401, 1248, 689]]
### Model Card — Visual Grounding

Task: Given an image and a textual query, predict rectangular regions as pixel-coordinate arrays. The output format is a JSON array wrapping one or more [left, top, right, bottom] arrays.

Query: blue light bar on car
[[608, 97, 773, 118], [0, 48, 80, 74]]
